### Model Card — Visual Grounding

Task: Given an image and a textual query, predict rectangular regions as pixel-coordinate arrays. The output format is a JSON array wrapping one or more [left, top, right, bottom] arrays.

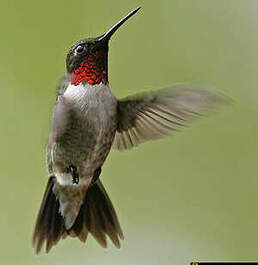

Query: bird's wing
[[56, 74, 70, 97], [112, 84, 226, 151], [49, 74, 79, 147]]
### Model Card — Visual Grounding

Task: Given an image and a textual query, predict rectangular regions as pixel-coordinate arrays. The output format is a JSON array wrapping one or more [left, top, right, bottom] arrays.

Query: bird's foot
[[68, 165, 79, 185], [91, 167, 102, 186]]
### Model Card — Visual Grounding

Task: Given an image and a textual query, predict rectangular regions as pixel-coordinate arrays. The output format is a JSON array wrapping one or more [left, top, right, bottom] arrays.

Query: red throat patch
[[70, 51, 107, 86]]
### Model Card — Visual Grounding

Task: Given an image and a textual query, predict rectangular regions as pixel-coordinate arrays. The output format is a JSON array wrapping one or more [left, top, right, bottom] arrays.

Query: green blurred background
[[1, 0, 258, 264]]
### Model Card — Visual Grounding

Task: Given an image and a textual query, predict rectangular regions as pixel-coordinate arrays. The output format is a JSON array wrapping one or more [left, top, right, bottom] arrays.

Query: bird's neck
[[70, 50, 108, 86]]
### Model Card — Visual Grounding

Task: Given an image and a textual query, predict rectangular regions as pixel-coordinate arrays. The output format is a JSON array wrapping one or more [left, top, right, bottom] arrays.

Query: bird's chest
[[64, 82, 116, 124]]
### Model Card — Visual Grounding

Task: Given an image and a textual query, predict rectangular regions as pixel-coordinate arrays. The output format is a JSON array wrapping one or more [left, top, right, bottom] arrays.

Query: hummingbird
[[32, 7, 224, 254]]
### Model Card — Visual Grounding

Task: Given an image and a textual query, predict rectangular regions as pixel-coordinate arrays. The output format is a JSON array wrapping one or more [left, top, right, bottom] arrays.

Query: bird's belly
[[50, 82, 117, 185], [80, 106, 117, 175]]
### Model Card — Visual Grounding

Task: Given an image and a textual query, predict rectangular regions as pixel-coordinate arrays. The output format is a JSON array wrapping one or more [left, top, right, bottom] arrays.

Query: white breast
[[63, 82, 115, 112]]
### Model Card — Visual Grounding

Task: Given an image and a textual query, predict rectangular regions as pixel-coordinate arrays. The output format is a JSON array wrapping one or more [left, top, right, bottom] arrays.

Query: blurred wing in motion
[[113, 84, 226, 151], [56, 74, 70, 97]]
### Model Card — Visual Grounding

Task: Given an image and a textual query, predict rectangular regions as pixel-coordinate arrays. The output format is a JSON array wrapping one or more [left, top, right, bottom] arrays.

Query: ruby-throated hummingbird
[[33, 7, 224, 253]]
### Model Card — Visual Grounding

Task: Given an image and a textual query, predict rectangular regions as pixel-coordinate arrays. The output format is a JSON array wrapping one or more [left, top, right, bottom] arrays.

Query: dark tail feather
[[32, 178, 123, 254], [32, 177, 66, 254], [71, 180, 124, 248]]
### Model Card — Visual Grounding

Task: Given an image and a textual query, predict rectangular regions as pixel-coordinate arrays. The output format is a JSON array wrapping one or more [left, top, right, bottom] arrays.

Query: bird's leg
[[68, 165, 79, 184], [91, 167, 102, 186]]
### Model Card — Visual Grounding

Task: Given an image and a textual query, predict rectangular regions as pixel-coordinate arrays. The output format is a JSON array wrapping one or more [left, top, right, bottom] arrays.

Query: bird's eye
[[75, 45, 84, 54]]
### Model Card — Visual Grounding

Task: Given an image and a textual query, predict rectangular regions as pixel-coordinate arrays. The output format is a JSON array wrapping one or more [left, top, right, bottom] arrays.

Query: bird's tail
[[32, 177, 123, 254]]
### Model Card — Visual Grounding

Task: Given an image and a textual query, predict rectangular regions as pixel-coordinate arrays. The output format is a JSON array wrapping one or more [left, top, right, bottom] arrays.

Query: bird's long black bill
[[99, 7, 141, 42]]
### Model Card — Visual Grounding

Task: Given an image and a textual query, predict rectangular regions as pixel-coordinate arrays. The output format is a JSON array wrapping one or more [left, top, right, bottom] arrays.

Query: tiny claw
[[91, 167, 102, 186], [68, 165, 79, 185], [72, 174, 79, 185]]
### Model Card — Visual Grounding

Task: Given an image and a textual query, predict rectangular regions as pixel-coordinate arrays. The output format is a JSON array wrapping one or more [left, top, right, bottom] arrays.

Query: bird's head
[[66, 7, 140, 86]]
